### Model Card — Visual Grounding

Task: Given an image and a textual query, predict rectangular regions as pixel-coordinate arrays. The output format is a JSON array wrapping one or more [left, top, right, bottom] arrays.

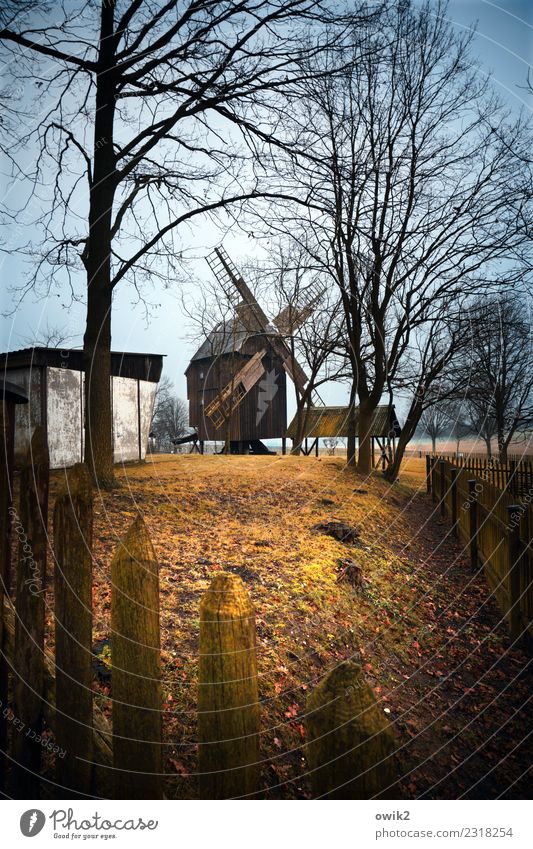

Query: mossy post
[[54, 464, 94, 797], [198, 573, 260, 799], [305, 661, 397, 799], [111, 516, 163, 799], [12, 427, 49, 798]]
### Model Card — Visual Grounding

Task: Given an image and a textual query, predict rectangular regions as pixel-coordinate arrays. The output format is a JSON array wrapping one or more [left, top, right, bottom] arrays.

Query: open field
[[37, 454, 531, 798]]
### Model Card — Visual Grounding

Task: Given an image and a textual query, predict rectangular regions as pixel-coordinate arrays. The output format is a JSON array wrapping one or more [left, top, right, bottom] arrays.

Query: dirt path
[[377, 489, 531, 800]]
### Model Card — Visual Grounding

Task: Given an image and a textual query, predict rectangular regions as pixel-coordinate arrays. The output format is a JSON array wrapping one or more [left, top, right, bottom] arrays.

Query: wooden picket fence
[[433, 454, 533, 498], [0, 427, 397, 799], [426, 456, 533, 647]]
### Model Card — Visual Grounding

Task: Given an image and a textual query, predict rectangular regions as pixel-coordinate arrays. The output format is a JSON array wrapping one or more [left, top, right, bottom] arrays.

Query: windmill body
[[185, 247, 319, 453]]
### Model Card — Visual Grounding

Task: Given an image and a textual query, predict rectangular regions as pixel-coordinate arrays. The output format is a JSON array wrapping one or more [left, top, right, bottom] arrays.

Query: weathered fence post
[[305, 661, 396, 799], [431, 459, 437, 503], [111, 516, 163, 799], [506, 506, 522, 642], [198, 572, 260, 799], [468, 479, 478, 570], [54, 464, 94, 797], [509, 460, 517, 498], [439, 460, 446, 517], [426, 455, 431, 494], [450, 468, 458, 537], [12, 426, 49, 798]]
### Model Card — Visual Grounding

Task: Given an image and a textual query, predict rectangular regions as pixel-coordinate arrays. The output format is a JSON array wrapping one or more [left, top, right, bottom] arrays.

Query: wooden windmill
[[185, 247, 322, 453]]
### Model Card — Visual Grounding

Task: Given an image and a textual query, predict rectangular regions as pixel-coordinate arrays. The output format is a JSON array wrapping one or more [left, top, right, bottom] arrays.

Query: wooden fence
[[426, 455, 533, 646], [0, 427, 396, 799], [432, 454, 533, 498]]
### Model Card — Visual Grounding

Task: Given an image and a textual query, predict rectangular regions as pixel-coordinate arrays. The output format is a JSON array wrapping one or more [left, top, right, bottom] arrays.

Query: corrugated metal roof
[[286, 405, 401, 439]]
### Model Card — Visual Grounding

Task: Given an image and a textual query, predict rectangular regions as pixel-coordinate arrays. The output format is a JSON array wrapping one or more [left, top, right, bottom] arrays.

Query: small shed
[[286, 404, 402, 464], [0, 348, 163, 469]]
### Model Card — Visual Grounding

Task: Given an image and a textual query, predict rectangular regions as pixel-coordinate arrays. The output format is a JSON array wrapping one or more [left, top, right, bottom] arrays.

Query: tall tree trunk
[[431, 434, 436, 453], [83, 1, 117, 488], [346, 380, 357, 467], [385, 399, 423, 482], [356, 397, 373, 474]]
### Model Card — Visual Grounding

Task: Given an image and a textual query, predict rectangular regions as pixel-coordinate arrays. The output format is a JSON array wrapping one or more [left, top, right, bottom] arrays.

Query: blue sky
[[1, 0, 532, 411]]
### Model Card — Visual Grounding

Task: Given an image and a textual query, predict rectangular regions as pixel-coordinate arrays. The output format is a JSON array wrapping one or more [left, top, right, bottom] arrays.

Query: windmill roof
[[286, 405, 401, 439], [188, 318, 255, 363]]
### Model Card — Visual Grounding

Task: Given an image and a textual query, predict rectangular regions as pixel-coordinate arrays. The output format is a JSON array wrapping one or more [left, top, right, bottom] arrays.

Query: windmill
[[184, 247, 322, 453]]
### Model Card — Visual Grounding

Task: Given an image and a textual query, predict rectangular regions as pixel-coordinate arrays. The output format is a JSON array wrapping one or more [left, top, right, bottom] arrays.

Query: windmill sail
[[204, 349, 267, 429], [205, 245, 309, 394], [273, 281, 325, 335], [206, 247, 270, 333]]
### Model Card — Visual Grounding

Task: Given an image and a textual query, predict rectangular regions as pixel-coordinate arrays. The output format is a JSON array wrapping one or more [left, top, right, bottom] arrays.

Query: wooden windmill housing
[[185, 247, 321, 453]]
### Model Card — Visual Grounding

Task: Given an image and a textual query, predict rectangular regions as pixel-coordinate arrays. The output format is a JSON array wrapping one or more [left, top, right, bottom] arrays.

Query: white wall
[[47, 366, 83, 468], [10, 366, 158, 469]]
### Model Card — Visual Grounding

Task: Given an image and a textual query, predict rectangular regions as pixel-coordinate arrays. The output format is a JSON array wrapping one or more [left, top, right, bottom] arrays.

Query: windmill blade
[[273, 282, 325, 335], [281, 352, 308, 394], [206, 246, 270, 333], [235, 300, 264, 334], [204, 349, 267, 430]]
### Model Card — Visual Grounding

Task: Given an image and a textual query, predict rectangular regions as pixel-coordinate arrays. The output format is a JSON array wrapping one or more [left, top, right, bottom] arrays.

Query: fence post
[[431, 459, 437, 503], [198, 573, 260, 799], [439, 460, 446, 517], [53, 464, 94, 797], [305, 661, 396, 799], [506, 505, 522, 642], [467, 479, 478, 570], [509, 460, 516, 498], [111, 516, 163, 799], [11, 426, 49, 798], [450, 468, 458, 537], [426, 455, 431, 494]]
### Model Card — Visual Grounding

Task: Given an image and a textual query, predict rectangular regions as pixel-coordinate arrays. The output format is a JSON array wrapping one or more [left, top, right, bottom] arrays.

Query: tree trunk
[[385, 399, 423, 482], [431, 434, 436, 453], [346, 380, 357, 467], [356, 398, 373, 474], [82, 1, 117, 488], [83, 282, 114, 487]]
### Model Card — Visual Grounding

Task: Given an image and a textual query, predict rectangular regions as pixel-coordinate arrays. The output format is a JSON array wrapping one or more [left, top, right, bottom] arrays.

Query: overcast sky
[[1, 0, 532, 416]]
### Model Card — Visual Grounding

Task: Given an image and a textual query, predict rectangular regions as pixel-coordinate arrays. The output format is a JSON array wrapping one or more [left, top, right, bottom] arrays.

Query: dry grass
[[40, 453, 530, 799]]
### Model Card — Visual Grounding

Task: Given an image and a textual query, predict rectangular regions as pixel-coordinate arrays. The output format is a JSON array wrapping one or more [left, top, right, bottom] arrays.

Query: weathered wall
[[10, 367, 42, 465], [9, 366, 158, 468], [112, 377, 141, 463], [139, 381, 156, 460], [47, 367, 83, 468]]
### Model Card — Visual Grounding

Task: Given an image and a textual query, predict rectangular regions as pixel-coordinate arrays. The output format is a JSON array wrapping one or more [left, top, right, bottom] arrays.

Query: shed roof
[[286, 405, 401, 439], [0, 348, 164, 383]]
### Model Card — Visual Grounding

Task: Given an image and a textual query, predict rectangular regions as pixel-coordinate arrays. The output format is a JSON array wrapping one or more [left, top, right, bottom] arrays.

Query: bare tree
[[419, 404, 451, 454], [1, 1, 365, 485], [150, 376, 188, 453], [21, 320, 78, 349], [262, 0, 533, 473], [458, 293, 533, 462]]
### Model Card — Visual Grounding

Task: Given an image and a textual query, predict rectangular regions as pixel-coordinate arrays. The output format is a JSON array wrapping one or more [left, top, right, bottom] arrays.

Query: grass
[[40, 453, 530, 799]]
